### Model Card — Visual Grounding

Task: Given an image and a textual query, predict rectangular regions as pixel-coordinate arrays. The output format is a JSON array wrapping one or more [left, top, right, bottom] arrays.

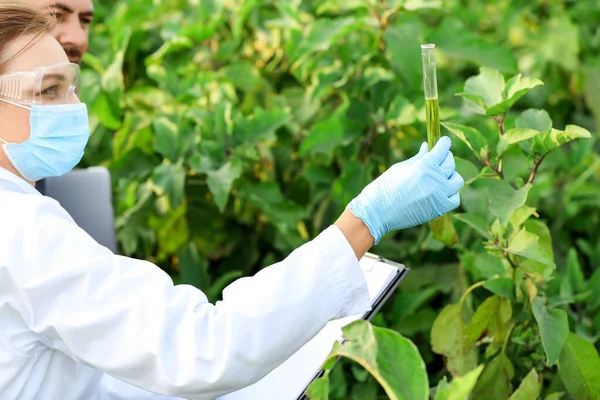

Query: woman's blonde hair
[[0, 1, 55, 75]]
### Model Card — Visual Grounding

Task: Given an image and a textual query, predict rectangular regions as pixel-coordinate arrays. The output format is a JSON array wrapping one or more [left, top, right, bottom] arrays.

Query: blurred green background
[[80, 0, 600, 398]]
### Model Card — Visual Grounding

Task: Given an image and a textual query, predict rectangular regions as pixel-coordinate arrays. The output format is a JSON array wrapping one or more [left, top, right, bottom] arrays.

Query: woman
[[0, 3, 463, 400]]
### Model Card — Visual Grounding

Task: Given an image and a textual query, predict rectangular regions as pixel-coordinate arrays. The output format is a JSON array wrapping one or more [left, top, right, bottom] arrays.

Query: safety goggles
[[0, 63, 80, 109]]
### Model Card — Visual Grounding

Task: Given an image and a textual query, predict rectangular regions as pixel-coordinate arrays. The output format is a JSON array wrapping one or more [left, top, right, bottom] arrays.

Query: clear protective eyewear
[[0, 63, 81, 109]]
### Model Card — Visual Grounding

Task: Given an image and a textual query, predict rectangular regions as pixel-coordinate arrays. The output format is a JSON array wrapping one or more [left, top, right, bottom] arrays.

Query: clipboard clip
[[360, 252, 383, 272]]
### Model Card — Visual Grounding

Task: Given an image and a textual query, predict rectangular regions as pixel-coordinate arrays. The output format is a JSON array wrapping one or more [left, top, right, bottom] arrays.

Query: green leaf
[[299, 115, 347, 156], [457, 67, 505, 114], [235, 108, 291, 145], [532, 297, 569, 366], [442, 122, 488, 160], [486, 180, 531, 227], [487, 75, 543, 115], [384, 14, 425, 86], [331, 159, 371, 208], [206, 270, 244, 301], [538, 16, 580, 72], [431, 304, 478, 376], [223, 61, 268, 93], [237, 181, 306, 246], [430, 18, 517, 74], [508, 206, 537, 230], [532, 125, 591, 155], [508, 369, 541, 400], [465, 296, 511, 347], [316, 0, 367, 14], [153, 117, 180, 161], [466, 252, 507, 281], [391, 287, 440, 323], [358, 67, 395, 92], [402, 0, 441, 10], [497, 129, 540, 156], [471, 353, 515, 400], [305, 375, 330, 400], [457, 68, 542, 116], [506, 228, 555, 268], [178, 243, 210, 291], [454, 213, 491, 239], [558, 333, 600, 400], [515, 109, 553, 132], [180, 18, 222, 41], [484, 278, 516, 301], [146, 36, 193, 65], [281, 87, 320, 126], [582, 65, 600, 133], [206, 159, 243, 212], [524, 219, 554, 262], [230, 0, 258, 39], [465, 296, 498, 347], [152, 162, 186, 209], [544, 393, 565, 400], [300, 17, 359, 54], [561, 248, 586, 299], [520, 260, 555, 281], [454, 157, 479, 184], [434, 365, 484, 400], [91, 92, 123, 131], [326, 320, 429, 400], [97, 29, 130, 130], [503, 75, 544, 105], [429, 214, 459, 247], [386, 95, 418, 126], [588, 269, 600, 311], [349, 383, 377, 400]]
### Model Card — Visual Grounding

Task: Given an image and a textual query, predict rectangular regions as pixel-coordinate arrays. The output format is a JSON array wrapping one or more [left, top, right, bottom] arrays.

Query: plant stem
[[494, 115, 505, 175], [494, 115, 505, 137], [483, 156, 504, 179], [506, 253, 517, 269], [506, 254, 520, 300], [527, 152, 549, 184], [502, 322, 516, 354], [460, 280, 486, 307]]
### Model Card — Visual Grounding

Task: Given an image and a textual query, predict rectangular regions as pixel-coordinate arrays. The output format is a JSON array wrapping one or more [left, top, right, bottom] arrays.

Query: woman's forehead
[[3, 34, 68, 75]]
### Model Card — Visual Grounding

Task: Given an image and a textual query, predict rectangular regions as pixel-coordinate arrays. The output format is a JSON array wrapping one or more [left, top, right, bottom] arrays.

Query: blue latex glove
[[348, 136, 463, 244]]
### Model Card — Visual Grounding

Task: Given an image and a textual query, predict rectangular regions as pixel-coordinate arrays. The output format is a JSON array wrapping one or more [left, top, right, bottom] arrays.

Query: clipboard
[[218, 253, 408, 400], [297, 253, 407, 400]]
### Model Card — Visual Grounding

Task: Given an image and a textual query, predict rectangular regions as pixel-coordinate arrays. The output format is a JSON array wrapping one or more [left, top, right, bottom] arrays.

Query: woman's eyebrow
[[42, 73, 67, 82]]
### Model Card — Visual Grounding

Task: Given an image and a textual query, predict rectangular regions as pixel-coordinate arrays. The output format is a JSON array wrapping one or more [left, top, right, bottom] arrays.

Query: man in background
[[28, 0, 94, 64]]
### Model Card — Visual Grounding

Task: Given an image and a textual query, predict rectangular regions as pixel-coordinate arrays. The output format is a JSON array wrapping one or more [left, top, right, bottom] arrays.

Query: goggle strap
[[0, 138, 7, 144], [0, 98, 31, 110]]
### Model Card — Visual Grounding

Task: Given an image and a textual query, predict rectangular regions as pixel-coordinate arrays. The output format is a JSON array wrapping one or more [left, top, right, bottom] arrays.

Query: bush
[[83, 0, 600, 398]]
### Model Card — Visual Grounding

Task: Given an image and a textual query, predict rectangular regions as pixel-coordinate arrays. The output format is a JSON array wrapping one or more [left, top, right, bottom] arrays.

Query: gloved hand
[[348, 136, 463, 244]]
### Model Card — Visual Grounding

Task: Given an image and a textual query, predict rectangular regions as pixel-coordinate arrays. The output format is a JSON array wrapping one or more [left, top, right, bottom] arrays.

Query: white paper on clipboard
[[217, 253, 407, 400]]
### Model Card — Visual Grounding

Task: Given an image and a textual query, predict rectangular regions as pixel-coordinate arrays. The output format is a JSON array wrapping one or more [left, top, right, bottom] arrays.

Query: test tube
[[421, 44, 440, 150]]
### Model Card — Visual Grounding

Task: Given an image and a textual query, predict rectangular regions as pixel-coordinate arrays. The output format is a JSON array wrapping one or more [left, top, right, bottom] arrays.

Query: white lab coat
[[0, 167, 371, 400]]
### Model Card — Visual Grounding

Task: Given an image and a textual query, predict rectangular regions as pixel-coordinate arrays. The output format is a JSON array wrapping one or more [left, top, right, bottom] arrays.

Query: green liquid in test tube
[[421, 44, 440, 151]]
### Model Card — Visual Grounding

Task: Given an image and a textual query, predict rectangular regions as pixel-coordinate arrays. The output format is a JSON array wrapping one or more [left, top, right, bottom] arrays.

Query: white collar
[[0, 167, 41, 196]]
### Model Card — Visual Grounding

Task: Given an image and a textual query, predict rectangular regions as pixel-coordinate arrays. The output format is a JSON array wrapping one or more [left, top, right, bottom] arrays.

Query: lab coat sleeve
[[10, 197, 371, 399]]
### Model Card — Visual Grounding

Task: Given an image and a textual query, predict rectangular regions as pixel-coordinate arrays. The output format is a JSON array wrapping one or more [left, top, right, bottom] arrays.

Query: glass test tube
[[421, 44, 440, 150]]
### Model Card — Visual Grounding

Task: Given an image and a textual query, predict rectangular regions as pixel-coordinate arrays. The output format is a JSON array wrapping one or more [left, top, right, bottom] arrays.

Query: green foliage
[[558, 333, 600, 400], [307, 320, 429, 400], [508, 369, 541, 400], [434, 365, 483, 400], [85, 0, 600, 397]]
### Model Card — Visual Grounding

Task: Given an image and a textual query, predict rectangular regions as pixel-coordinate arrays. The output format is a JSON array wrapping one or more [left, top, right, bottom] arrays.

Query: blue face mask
[[0, 103, 90, 182]]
